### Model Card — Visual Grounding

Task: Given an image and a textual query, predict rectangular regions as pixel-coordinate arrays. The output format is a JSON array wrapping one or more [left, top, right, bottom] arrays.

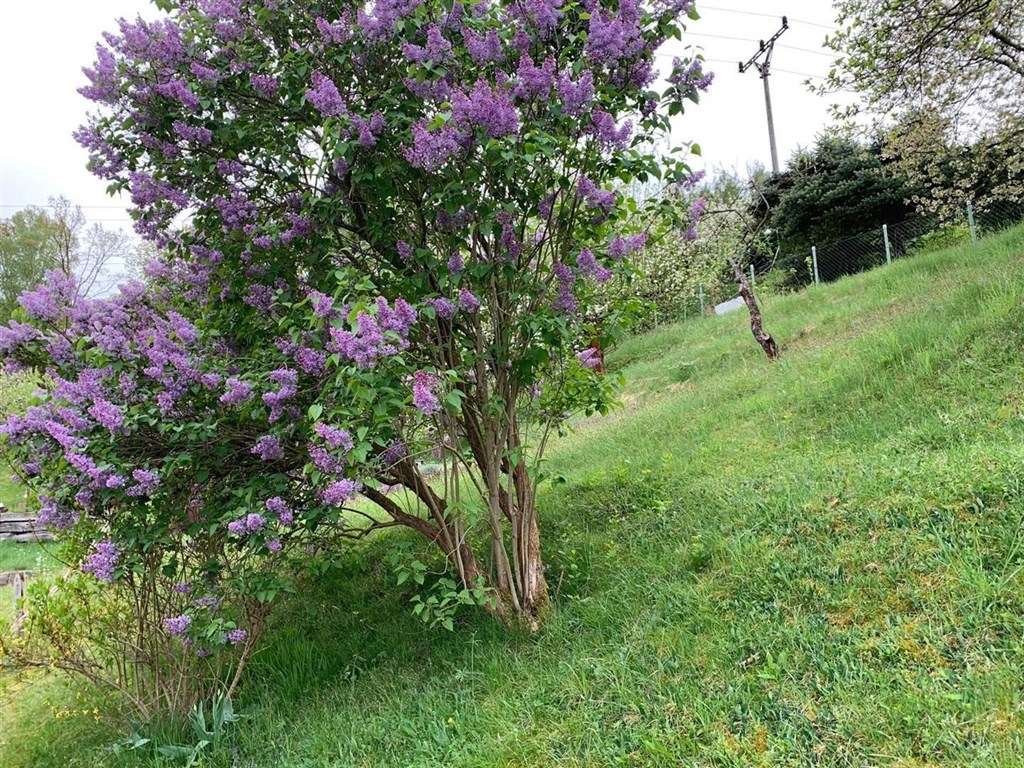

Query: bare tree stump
[[729, 257, 779, 360]]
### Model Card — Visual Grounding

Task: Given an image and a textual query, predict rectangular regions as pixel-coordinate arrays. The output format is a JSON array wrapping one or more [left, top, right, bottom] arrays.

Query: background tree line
[[0, 197, 139, 321]]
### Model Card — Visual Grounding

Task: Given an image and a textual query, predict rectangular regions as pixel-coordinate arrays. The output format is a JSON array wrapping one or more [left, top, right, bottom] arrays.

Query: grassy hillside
[[4, 228, 1024, 766]]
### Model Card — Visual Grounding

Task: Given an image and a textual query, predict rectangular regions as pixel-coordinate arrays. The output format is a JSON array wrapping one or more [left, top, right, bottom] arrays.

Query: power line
[[684, 32, 837, 63], [773, 67, 826, 80], [777, 44, 837, 59], [688, 31, 759, 44], [657, 52, 823, 79], [688, 36, 837, 59], [698, 4, 836, 31]]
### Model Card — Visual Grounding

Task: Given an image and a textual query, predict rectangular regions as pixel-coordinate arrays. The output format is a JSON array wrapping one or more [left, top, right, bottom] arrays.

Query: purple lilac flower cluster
[[314, 423, 354, 451], [684, 198, 707, 241], [227, 513, 267, 536], [263, 368, 298, 422], [576, 348, 602, 370], [165, 614, 192, 636], [221, 377, 254, 405], [458, 289, 481, 313], [358, 0, 424, 40], [327, 298, 416, 367], [295, 346, 327, 376], [320, 478, 361, 506], [585, 0, 645, 66], [310, 443, 345, 474], [577, 176, 616, 214], [250, 72, 279, 98], [453, 79, 519, 138], [590, 109, 632, 150], [556, 71, 595, 115], [88, 398, 124, 432], [265, 496, 294, 525], [307, 289, 336, 318], [381, 440, 407, 467], [316, 16, 350, 44], [252, 434, 284, 461], [306, 71, 347, 116], [551, 262, 578, 314], [18, 270, 78, 323], [607, 232, 648, 260], [669, 57, 715, 100], [194, 595, 223, 610], [514, 54, 555, 99], [426, 297, 455, 319], [81, 539, 121, 582], [507, 0, 563, 36], [405, 78, 520, 171], [307, 421, 358, 500], [36, 495, 79, 530], [402, 24, 452, 63], [126, 468, 161, 497], [576, 249, 612, 283], [3, 276, 211, 437], [677, 169, 706, 192], [173, 120, 213, 146], [463, 28, 502, 64], [225, 628, 248, 644], [411, 370, 441, 415]]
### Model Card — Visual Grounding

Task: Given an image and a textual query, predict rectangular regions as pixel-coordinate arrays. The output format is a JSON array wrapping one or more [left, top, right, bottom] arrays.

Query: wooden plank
[[1, 532, 54, 543], [12, 572, 26, 601], [0, 512, 53, 542], [0, 523, 42, 534], [0, 570, 34, 587], [11, 571, 28, 634]]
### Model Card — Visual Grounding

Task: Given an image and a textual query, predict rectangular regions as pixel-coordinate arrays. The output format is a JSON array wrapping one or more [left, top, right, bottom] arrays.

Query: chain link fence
[[608, 197, 1024, 330], [660, 198, 1024, 324], [799, 199, 1024, 286]]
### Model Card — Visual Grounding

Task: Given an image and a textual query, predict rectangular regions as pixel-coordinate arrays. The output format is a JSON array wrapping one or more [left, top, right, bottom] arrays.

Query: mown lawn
[[0, 472, 27, 515], [0, 542, 52, 574], [4, 228, 1024, 766]]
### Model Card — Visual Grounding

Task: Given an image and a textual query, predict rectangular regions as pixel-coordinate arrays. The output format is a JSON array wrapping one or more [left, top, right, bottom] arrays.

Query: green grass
[[0, 542, 54, 573], [6, 228, 1024, 766], [0, 473, 26, 514], [0, 542, 60, 654]]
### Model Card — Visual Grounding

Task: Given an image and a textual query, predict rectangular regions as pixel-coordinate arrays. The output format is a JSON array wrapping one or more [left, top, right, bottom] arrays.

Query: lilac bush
[[0, 0, 709, 711]]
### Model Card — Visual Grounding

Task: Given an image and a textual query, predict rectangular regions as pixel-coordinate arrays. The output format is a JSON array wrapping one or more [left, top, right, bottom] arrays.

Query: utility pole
[[739, 17, 788, 173]]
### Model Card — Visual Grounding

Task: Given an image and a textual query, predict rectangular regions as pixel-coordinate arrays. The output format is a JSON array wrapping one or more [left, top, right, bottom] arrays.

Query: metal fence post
[[812, 246, 820, 285], [750, 264, 755, 288], [966, 199, 978, 242], [883, 224, 892, 265]]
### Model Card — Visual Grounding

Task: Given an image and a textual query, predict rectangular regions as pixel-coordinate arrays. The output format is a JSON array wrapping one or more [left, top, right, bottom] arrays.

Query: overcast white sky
[[0, 1, 848, 230]]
